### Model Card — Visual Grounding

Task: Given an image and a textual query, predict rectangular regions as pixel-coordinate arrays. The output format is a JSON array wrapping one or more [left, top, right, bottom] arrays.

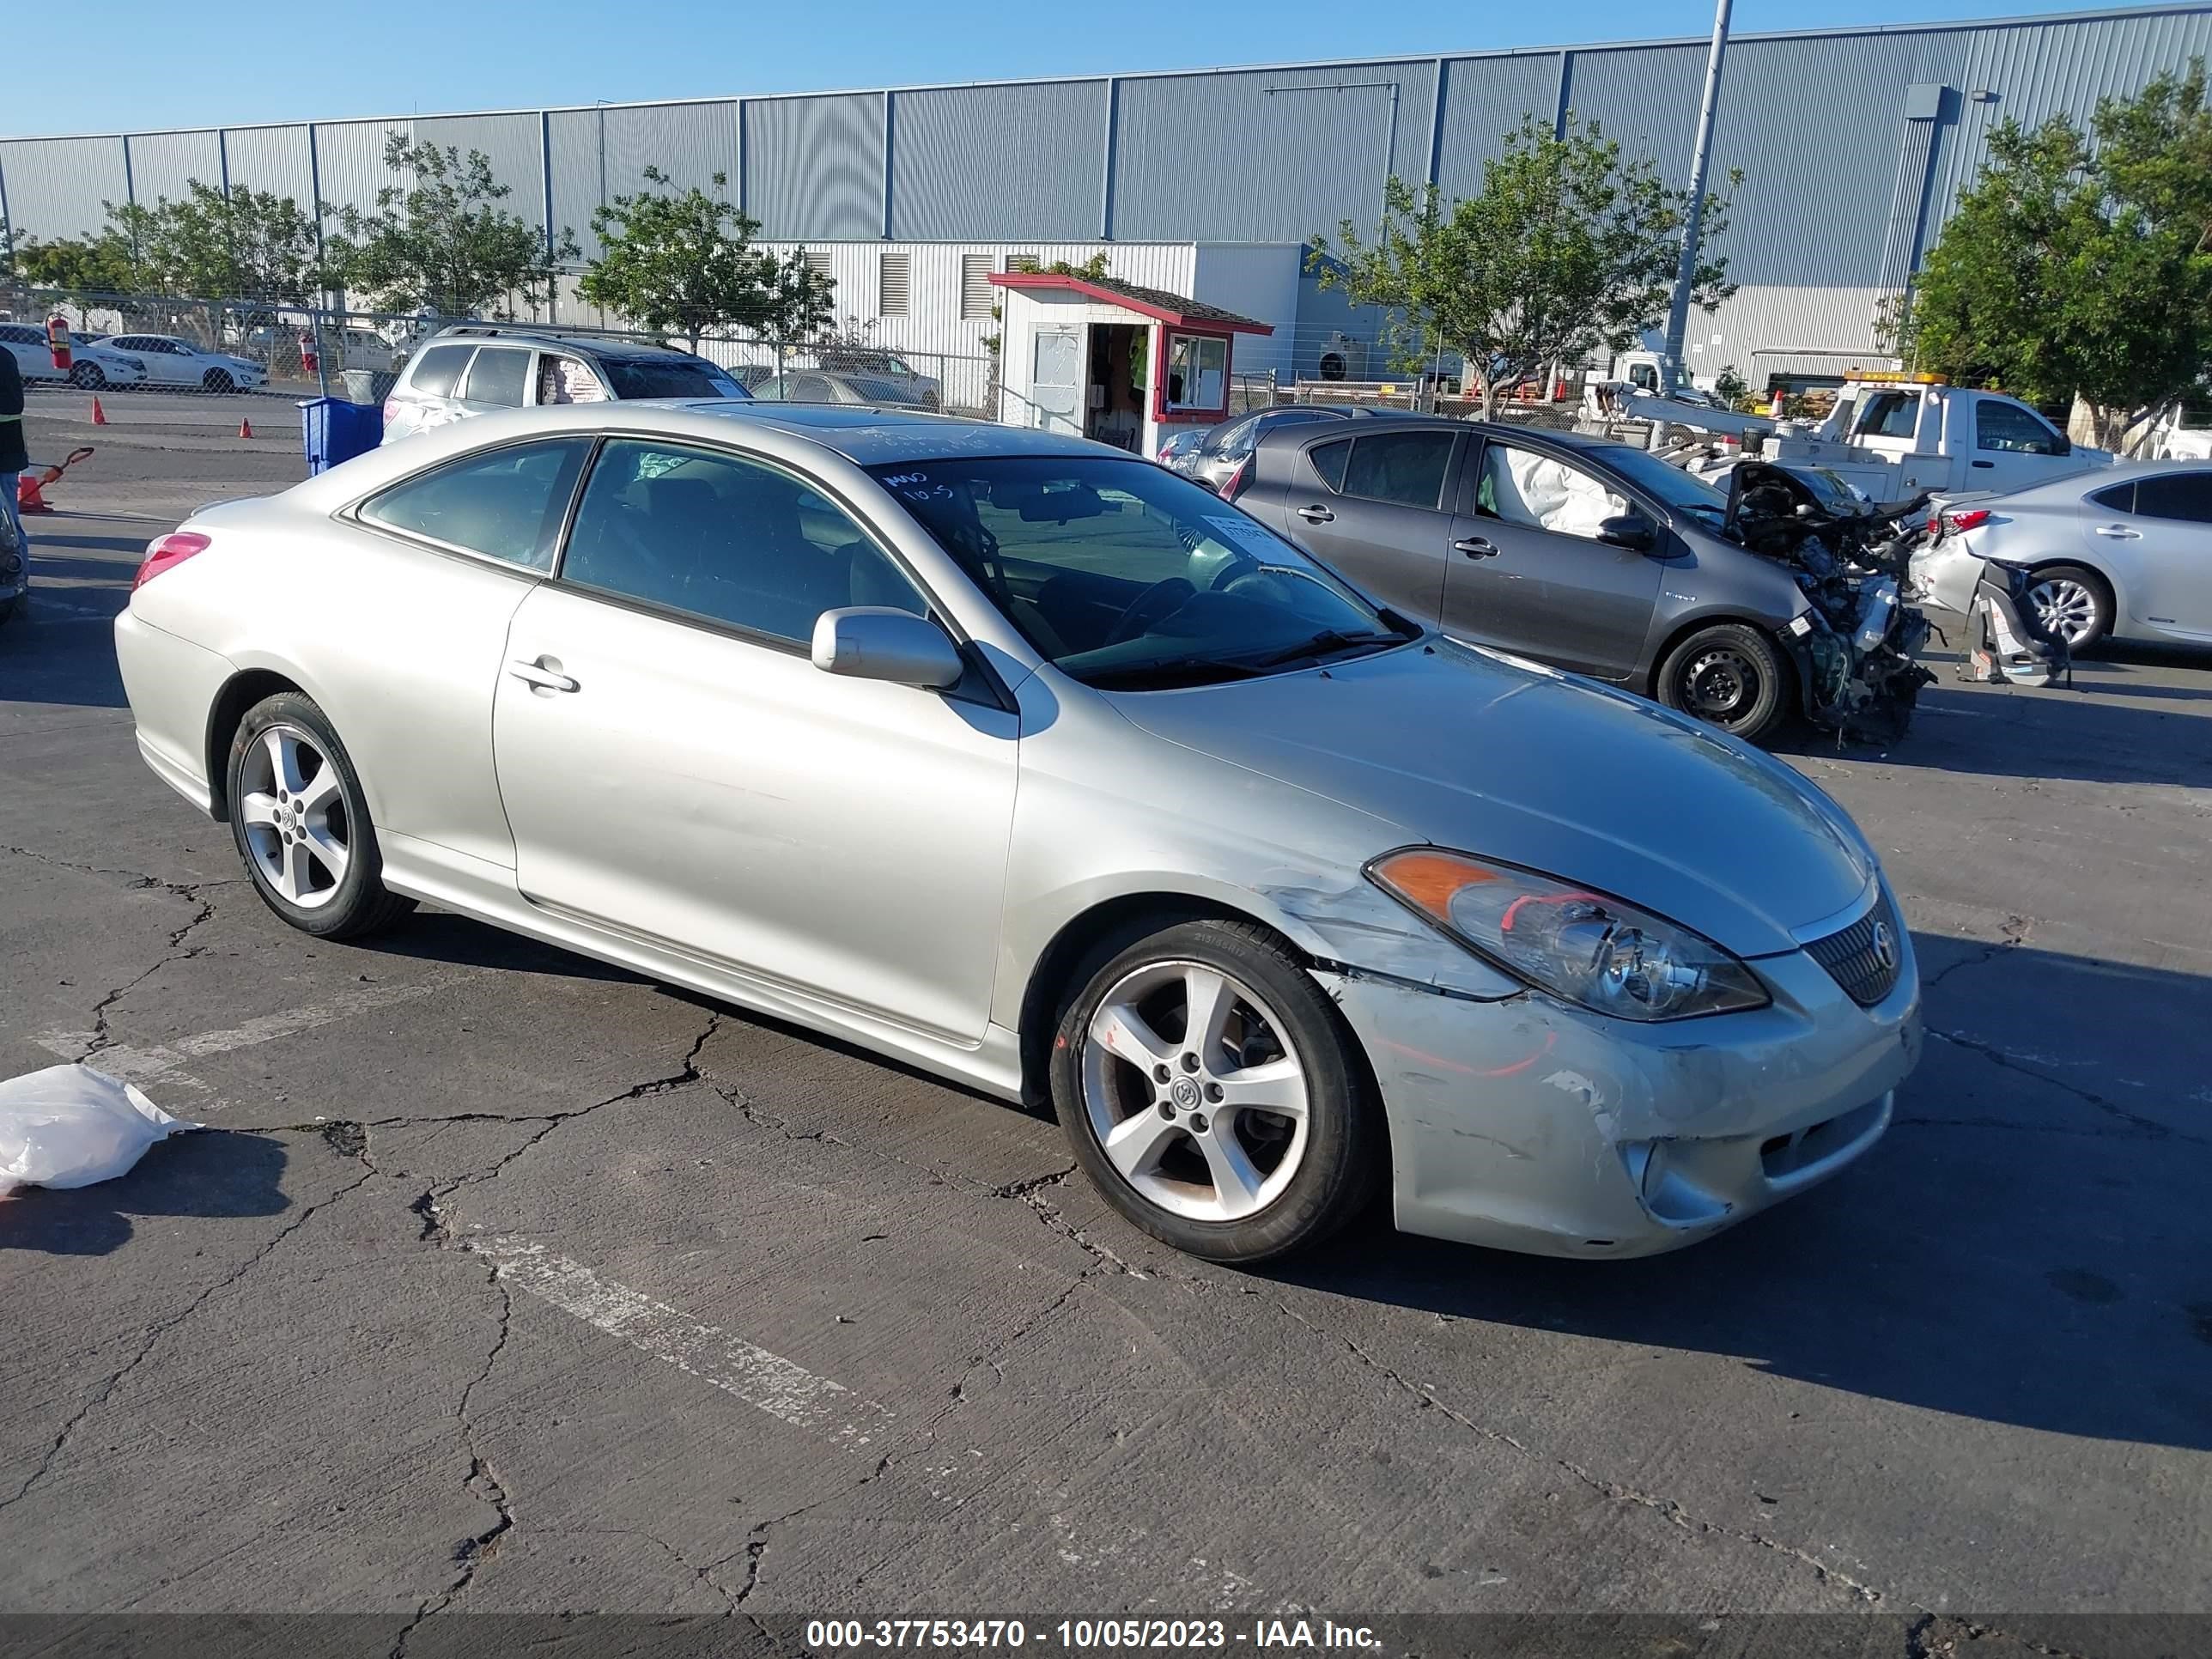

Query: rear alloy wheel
[[227, 692, 414, 940], [70, 362, 107, 391], [1050, 920, 1380, 1263], [1657, 623, 1790, 744], [204, 368, 235, 393], [2025, 563, 2112, 652]]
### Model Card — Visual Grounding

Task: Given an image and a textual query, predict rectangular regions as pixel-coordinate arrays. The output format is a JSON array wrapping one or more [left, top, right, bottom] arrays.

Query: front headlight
[[1366, 848, 1771, 1022]]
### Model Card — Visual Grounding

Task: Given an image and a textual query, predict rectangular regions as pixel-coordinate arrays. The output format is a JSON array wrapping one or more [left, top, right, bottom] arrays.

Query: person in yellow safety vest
[[0, 347, 30, 555]]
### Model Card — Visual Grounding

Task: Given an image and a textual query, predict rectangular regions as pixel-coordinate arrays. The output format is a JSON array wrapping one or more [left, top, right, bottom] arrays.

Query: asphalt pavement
[[2, 392, 2209, 1656]]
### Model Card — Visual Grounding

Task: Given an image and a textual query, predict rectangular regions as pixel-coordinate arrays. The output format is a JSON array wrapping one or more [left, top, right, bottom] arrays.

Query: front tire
[[1656, 623, 1791, 744], [70, 362, 107, 391], [1049, 919, 1382, 1264], [204, 368, 235, 394], [2026, 563, 2112, 652], [225, 692, 415, 940]]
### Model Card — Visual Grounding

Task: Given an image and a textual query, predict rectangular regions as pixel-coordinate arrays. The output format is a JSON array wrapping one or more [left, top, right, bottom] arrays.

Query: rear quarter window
[[1309, 438, 1352, 493], [406, 343, 474, 398]]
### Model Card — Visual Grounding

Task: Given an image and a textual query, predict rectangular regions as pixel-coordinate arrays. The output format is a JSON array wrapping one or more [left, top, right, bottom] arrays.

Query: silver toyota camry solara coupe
[[114, 401, 1922, 1264]]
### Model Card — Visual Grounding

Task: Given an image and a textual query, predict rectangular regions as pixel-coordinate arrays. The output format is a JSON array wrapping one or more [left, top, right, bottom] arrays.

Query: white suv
[[380, 325, 748, 444]]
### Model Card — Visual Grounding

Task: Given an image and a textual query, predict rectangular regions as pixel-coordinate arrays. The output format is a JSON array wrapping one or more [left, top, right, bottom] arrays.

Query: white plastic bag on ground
[[0, 1064, 198, 1195]]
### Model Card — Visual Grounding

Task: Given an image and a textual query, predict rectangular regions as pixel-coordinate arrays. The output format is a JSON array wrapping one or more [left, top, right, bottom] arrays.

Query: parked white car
[[1913, 461, 2212, 650], [0, 322, 149, 390], [100, 333, 268, 393]]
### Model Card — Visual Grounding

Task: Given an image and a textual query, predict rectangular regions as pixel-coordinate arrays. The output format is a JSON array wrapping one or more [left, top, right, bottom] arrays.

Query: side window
[[561, 441, 927, 645], [1628, 362, 1659, 392], [1340, 431, 1456, 510], [1855, 392, 1921, 441], [791, 375, 835, 403], [408, 343, 474, 398], [460, 347, 531, 407], [2088, 481, 2136, 514], [1308, 438, 1352, 493], [1976, 400, 2060, 454], [537, 353, 605, 404], [1475, 442, 1631, 540], [2133, 473, 2212, 525], [360, 438, 592, 570], [0, 325, 36, 345]]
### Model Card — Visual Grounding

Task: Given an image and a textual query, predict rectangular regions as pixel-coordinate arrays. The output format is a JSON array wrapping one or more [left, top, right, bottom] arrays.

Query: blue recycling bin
[[301, 397, 385, 475]]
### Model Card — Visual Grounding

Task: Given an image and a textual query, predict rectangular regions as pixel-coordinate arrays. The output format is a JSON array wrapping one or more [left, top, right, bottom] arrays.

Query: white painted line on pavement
[[36, 975, 471, 1097], [468, 1235, 893, 1449]]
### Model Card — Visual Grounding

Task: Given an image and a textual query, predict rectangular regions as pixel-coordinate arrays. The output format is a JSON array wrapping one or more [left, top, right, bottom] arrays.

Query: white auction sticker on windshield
[[1203, 515, 1288, 558]]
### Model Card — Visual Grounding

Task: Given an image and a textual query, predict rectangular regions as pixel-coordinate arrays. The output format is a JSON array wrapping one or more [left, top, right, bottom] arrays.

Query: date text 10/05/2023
[[803, 1618, 1383, 1650]]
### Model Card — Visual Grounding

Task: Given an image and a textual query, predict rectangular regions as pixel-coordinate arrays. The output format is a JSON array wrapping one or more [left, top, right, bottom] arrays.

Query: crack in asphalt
[[381, 1009, 730, 1651], [1929, 1029, 2206, 1146], [0, 1148, 375, 1524], [1261, 1300, 1893, 1606], [1919, 919, 2030, 992]]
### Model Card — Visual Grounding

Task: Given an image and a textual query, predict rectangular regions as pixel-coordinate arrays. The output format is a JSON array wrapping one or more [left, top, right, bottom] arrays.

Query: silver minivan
[[381, 325, 748, 444]]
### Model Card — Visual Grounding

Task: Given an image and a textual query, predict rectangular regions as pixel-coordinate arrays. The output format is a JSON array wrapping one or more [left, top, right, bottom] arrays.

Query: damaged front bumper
[[1314, 902, 1922, 1257]]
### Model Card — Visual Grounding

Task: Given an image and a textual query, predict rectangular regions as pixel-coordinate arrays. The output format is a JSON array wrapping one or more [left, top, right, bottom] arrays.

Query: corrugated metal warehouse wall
[[5, 5, 2209, 368]]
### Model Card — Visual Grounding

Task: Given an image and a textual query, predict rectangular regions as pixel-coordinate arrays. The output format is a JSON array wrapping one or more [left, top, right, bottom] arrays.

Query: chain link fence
[[3, 286, 998, 416]]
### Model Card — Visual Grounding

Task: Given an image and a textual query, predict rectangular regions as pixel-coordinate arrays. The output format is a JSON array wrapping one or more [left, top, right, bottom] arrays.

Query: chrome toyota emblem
[[1170, 1076, 1202, 1110], [1869, 920, 1898, 972]]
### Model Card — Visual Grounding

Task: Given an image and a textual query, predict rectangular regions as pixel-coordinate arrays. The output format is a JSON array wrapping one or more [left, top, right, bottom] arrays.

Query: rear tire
[[204, 368, 235, 394], [225, 692, 415, 940], [2025, 562, 2112, 653], [1048, 918, 1382, 1264], [1656, 623, 1792, 744]]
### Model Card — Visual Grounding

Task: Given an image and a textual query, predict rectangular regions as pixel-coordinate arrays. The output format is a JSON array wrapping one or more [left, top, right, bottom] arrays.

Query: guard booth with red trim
[[989, 270, 1272, 460]]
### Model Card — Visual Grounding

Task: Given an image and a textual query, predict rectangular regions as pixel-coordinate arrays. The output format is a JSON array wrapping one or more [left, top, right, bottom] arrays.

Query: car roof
[[430, 325, 702, 362], [666, 400, 1103, 463]]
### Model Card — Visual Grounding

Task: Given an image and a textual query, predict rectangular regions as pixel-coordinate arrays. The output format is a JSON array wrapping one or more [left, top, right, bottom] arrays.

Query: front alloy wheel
[[1081, 959, 1310, 1222], [1050, 919, 1380, 1262]]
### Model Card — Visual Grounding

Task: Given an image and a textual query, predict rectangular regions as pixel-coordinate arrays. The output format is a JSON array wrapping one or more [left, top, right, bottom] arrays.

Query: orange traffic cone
[[89, 396, 107, 425], [17, 472, 52, 513], [238, 416, 254, 440]]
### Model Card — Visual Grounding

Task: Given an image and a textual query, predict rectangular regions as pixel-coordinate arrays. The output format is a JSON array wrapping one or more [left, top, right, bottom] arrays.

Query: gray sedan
[[113, 402, 1919, 1263], [1915, 461, 2212, 650]]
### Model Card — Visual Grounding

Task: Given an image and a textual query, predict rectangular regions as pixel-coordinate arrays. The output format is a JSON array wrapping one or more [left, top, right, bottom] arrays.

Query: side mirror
[[811, 606, 964, 690], [1596, 513, 1656, 551], [2050, 434, 2072, 456]]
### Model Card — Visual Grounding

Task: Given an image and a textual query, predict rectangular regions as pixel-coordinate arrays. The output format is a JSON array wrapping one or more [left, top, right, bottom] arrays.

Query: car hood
[[1108, 639, 1876, 957]]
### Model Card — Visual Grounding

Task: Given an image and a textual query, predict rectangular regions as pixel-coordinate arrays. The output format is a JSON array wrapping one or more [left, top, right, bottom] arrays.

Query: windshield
[[1584, 442, 1730, 521], [604, 358, 742, 399], [871, 457, 1408, 688]]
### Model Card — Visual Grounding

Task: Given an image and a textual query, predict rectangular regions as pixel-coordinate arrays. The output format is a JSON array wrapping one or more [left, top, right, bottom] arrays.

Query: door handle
[[1970, 459, 1995, 468], [1453, 537, 1498, 558], [508, 657, 580, 693], [2094, 525, 2142, 538], [1296, 505, 1335, 524]]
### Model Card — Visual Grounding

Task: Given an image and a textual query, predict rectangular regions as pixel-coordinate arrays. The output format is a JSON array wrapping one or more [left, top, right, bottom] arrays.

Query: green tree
[[1893, 60, 2212, 452], [579, 168, 834, 347], [327, 135, 576, 319], [1313, 113, 1738, 422], [11, 228, 142, 293], [106, 180, 323, 302]]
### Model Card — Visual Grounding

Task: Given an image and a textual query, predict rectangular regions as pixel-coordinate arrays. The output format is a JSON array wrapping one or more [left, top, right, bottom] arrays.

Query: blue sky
[[10, 0, 2125, 134]]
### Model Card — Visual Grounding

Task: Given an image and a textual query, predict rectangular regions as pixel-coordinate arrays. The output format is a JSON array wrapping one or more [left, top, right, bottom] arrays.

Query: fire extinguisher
[[299, 328, 319, 379], [47, 315, 73, 374]]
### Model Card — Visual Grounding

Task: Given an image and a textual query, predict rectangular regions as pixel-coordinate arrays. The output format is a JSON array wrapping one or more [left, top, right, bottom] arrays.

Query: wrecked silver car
[[1236, 420, 1935, 745], [118, 404, 1920, 1266]]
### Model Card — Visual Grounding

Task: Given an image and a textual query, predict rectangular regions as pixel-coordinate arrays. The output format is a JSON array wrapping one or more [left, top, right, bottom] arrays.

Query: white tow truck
[[1595, 371, 2114, 501]]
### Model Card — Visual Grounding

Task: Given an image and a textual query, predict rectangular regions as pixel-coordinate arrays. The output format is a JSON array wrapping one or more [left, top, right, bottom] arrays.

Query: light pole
[[1661, 0, 1733, 397]]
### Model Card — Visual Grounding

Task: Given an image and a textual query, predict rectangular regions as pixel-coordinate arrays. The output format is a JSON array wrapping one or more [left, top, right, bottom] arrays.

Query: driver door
[[493, 437, 1019, 1042], [1443, 437, 1665, 680]]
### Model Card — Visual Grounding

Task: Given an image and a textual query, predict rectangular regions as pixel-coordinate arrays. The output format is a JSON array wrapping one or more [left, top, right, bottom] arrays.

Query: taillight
[[1219, 459, 1251, 501], [134, 531, 210, 589], [382, 396, 398, 422], [1945, 508, 1991, 534]]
